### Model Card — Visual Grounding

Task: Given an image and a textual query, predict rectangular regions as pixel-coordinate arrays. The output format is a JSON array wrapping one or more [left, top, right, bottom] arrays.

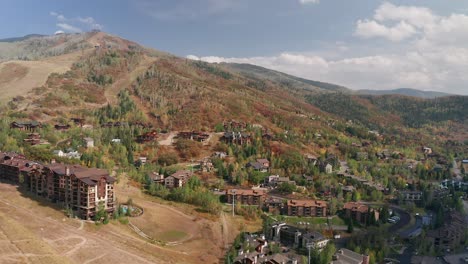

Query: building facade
[[343, 202, 379, 225], [287, 199, 327, 217], [0, 152, 116, 220], [226, 189, 266, 206]]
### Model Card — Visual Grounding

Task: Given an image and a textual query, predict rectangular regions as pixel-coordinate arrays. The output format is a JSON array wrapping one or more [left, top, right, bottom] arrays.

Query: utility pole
[[307, 244, 311, 264], [232, 190, 236, 217]]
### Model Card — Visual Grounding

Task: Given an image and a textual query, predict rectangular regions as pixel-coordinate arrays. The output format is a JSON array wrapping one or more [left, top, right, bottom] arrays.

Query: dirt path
[[158, 132, 177, 146], [220, 212, 229, 251]]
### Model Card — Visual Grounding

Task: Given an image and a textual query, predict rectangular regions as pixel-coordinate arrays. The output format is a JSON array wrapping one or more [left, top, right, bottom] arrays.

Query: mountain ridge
[[357, 88, 455, 99]]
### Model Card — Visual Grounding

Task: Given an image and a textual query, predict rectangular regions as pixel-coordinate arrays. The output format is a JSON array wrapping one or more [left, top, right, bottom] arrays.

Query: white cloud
[[299, 0, 320, 4], [374, 2, 436, 28], [186, 3, 468, 95], [355, 19, 416, 42], [57, 23, 82, 33], [49, 12, 103, 32]]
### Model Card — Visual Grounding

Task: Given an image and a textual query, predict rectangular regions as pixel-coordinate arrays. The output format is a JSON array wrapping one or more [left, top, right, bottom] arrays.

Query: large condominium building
[[0, 152, 116, 220], [226, 189, 266, 206], [343, 202, 379, 225], [287, 199, 327, 217]]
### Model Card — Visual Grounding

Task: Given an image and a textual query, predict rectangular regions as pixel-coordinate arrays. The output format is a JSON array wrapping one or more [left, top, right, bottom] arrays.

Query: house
[[343, 202, 379, 225], [138, 157, 147, 165], [257, 159, 270, 169], [177, 131, 210, 142], [376, 149, 391, 160], [164, 170, 193, 188], [54, 124, 71, 131], [302, 175, 314, 184], [341, 185, 355, 196], [226, 189, 266, 206], [264, 197, 285, 214], [400, 191, 423, 203], [23, 133, 41, 145], [53, 150, 65, 157], [53, 149, 81, 160], [427, 211, 466, 251], [320, 163, 333, 174], [136, 130, 158, 143], [304, 154, 318, 165], [302, 231, 329, 250], [10, 121, 41, 131], [332, 248, 370, 264], [149, 172, 164, 184], [269, 224, 328, 250], [83, 137, 94, 148], [462, 160, 468, 175], [222, 131, 251, 145], [223, 120, 247, 131], [247, 161, 269, 173], [264, 175, 295, 187], [199, 158, 214, 172], [212, 151, 228, 159], [287, 199, 327, 217]]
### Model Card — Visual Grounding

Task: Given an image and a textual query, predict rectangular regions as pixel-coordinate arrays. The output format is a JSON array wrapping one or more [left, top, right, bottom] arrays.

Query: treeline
[[363, 95, 468, 127], [146, 176, 222, 214]]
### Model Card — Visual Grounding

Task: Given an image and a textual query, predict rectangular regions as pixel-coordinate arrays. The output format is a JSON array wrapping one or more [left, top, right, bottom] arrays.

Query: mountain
[[0, 31, 467, 264], [1, 31, 466, 138], [223, 62, 349, 93], [357, 88, 454, 99], [0, 34, 46, 43]]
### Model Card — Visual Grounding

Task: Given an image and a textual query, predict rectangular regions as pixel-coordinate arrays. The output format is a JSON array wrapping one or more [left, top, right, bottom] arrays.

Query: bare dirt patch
[[0, 50, 87, 102], [0, 182, 194, 264]]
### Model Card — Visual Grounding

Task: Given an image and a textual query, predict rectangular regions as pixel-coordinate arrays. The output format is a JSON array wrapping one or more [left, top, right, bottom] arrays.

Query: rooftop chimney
[[362, 254, 370, 264], [65, 166, 70, 176]]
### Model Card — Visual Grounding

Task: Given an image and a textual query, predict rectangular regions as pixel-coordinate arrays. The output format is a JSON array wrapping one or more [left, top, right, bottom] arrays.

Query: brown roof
[[46, 164, 115, 184], [287, 199, 327, 208], [170, 170, 193, 180], [226, 189, 266, 196], [343, 202, 370, 213]]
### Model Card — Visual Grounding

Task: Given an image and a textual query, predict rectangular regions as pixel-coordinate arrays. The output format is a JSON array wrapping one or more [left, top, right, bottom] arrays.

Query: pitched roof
[[46, 164, 115, 185], [343, 202, 371, 213], [169, 170, 193, 180], [332, 248, 364, 264], [226, 189, 266, 196], [288, 199, 327, 208]]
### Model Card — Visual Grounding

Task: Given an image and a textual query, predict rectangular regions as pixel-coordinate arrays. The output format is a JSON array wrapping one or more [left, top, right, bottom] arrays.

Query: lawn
[[157, 230, 188, 242], [283, 216, 328, 226]]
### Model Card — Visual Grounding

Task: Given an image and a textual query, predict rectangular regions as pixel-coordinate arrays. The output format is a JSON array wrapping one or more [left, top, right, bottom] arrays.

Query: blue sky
[[1, 0, 468, 94]]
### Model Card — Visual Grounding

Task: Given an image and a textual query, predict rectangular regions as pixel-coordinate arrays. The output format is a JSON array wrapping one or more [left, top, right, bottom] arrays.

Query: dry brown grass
[[0, 176, 259, 264], [0, 51, 87, 102]]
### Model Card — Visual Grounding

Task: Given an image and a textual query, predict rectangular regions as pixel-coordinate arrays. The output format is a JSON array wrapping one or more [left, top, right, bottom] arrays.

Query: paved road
[[388, 206, 411, 234]]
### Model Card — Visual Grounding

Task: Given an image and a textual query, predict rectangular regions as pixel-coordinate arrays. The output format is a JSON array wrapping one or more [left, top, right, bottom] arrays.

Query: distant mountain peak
[[357, 88, 455, 99], [0, 34, 46, 43]]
